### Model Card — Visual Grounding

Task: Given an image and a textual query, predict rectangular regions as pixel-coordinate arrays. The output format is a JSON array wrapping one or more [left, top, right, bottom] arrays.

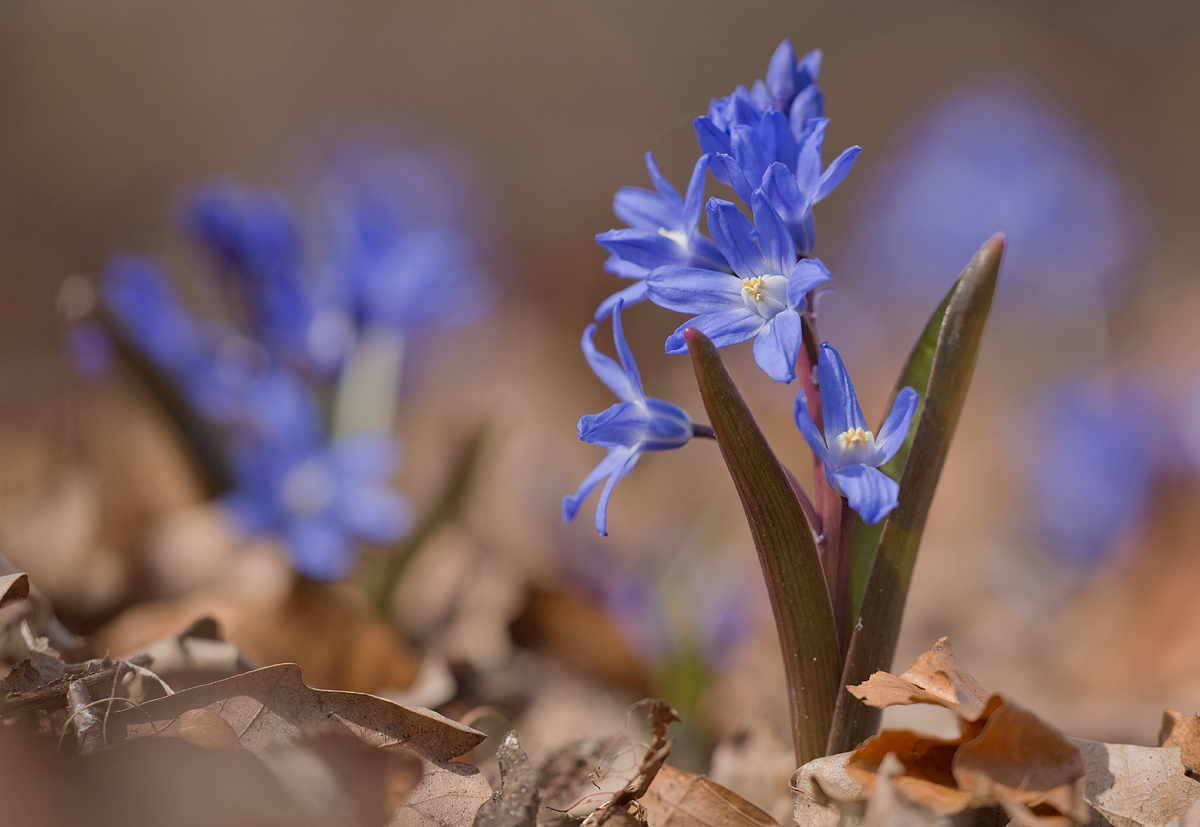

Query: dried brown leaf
[[582, 700, 680, 827], [843, 639, 1087, 824], [475, 731, 539, 827], [1162, 709, 1200, 776], [953, 700, 1088, 822], [846, 731, 975, 814], [640, 765, 780, 827], [1076, 738, 1200, 826], [401, 759, 494, 827], [0, 572, 29, 610], [847, 637, 988, 721], [109, 662, 483, 761], [174, 708, 243, 750]]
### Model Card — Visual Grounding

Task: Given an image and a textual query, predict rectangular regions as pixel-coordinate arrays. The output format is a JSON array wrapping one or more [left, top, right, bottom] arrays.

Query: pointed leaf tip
[[683, 327, 699, 347]]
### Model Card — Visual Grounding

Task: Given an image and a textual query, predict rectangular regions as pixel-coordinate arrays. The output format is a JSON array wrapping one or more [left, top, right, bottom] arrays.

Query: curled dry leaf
[[843, 638, 1088, 824], [641, 765, 780, 827], [1162, 710, 1200, 776], [474, 731, 539, 827], [0, 572, 30, 610], [581, 700, 680, 827]]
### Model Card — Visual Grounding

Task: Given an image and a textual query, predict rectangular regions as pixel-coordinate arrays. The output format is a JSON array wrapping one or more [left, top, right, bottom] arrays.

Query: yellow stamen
[[837, 427, 872, 449], [742, 277, 765, 301]]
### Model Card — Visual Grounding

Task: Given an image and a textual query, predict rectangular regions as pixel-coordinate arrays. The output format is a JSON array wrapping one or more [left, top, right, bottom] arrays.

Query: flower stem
[[692, 424, 716, 439], [834, 497, 855, 655]]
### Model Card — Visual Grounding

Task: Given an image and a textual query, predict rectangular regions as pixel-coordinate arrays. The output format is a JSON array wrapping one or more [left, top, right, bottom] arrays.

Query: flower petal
[[285, 518, 355, 581], [643, 151, 682, 204], [612, 186, 675, 231], [789, 85, 824, 135], [581, 322, 638, 402], [645, 265, 743, 314], [793, 390, 829, 463], [762, 162, 816, 254], [831, 465, 900, 525], [873, 386, 920, 465], [814, 145, 862, 203], [795, 117, 829, 194], [730, 126, 768, 193], [694, 116, 733, 164], [817, 342, 868, 444], [712, 154, 755, 205], [562, 448, 626, 522], [595, 279, 649, 322], [706, 199, 765, 279], [602, 252, 648, 279], [610, 301, 643, 398], [596, 228, 691, 270], [664, 308, 763, 354], [751, 190, 796, 278], [594, 447, 642, 536], [786, 257, 832, 309], [766, 38, 799, 110], [681, 154, 712, 235], [751, 308, 802, 383]]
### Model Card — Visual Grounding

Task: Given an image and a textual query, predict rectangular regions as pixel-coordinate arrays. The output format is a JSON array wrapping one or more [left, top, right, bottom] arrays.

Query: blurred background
[[3, 0, 1200, 776]]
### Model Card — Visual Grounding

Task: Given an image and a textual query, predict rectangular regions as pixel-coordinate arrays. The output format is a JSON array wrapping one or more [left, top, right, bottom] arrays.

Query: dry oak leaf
[[108, 663, 492, 827], [1162, 710, 1200, 777], [845, 637, 1088, 825], [641, 765, 780, 827], [1075, 738, 1200, 827], [109, 662, 482, 760]]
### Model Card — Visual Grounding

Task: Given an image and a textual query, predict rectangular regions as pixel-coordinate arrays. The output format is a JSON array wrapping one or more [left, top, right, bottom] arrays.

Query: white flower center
[[657, 227, 689, 249], [740, 274, 789, 318], [281, 459, 336, 517], [834, 427, 876, 466]]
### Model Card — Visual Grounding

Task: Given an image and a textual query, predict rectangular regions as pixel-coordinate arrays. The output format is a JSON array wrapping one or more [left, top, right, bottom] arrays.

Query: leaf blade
[[827, 235, 1004, 755], [848, 290, 954, 625], [686, 328, 840, 765]]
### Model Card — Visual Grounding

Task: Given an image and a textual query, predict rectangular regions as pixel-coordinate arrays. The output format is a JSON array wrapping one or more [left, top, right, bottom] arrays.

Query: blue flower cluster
[[90, 149, 489, 580], [567, 40, 915, 533], [1027, 378, 1166, 569]]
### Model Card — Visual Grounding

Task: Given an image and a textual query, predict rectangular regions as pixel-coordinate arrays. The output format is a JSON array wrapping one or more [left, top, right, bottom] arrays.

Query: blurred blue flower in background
[[225, 430, 412, 581], [1026, 379, 1164, 568], [563, 301, 696, 536], [847, 82, 1142, 313], [85, 140, 490, 581]]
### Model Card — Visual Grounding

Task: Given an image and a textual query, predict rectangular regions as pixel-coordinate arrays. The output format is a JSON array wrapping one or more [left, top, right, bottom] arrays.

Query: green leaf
[[827, 235, 1003, 755], [847, 289, 953, 626], [685, 328, 840, 765]]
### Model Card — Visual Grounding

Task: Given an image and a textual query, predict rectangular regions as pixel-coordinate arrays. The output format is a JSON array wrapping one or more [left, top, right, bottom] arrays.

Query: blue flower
[[183, 180, 312, 361], [695, 40, 824, 169], [793, 343, 919, 524], [594, 153, 729, 321], [1027, 379, 1160, 568], [845, 83, 1142, 315], [320, 148, 491, 336], [224, 403, 413, 582], [645, 194, 832, 383], [563, 302, 695, 536], [102, 254, 252, 422]]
